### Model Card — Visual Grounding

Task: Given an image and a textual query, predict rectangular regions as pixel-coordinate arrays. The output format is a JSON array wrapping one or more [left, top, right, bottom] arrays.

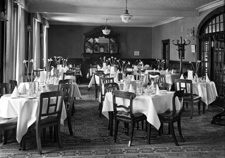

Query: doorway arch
[[197, 6, 225, 95]]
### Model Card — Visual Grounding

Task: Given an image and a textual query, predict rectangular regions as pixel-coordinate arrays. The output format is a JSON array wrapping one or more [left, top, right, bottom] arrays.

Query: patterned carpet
[[0, 84, 225, 158]]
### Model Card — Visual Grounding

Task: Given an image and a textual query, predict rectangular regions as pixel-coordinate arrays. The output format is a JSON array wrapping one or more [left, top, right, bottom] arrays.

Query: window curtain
[[32, 13, 41, 70], [4, 0, 25, 83], [42, 18, 49, 68]]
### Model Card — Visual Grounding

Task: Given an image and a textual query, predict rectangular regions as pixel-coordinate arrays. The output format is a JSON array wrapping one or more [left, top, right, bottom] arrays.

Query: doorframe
[[162, 39, 170, 69]]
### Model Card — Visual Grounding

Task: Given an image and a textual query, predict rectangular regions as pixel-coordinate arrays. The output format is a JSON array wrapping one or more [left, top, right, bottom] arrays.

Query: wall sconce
[[186, 27, 195, 40]]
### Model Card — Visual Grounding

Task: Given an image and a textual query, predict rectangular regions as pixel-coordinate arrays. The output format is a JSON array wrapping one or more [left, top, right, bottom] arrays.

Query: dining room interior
[[0, 0, 225, 157]]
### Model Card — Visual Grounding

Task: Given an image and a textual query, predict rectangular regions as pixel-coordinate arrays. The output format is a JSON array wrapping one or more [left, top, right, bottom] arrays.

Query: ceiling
[[26, 0, 223, 27]]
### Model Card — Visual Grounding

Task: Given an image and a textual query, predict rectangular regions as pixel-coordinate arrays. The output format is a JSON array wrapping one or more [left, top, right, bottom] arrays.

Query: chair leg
[[190, 102, 194, 119], [67, 115, 73, 136], [198, 102, 201, 115], [99, 102, 102, 117], [177, 119, 185, 142], [128, 122, 134, 147], [56, 125, 62, 148], [3, 130, 8, 144], [36, 128, 42, 154], [170, 122, 179, 146], [114, 121, 119, 143], [147, 123, 151, 144]]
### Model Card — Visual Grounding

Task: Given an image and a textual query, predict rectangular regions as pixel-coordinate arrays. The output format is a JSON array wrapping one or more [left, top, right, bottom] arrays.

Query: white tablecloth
[[0, 94, 67, 143], [102, 91, 180, 130], [18, 82, 82, 99], [192, 81, 218, 109]]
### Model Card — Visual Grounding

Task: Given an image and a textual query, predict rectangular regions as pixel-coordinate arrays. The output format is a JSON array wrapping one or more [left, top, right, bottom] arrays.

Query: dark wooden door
[[162, 39, 170, 69]]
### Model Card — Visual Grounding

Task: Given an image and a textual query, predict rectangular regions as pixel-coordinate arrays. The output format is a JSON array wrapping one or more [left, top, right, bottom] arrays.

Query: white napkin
[[110, 66, 115, 76], [131, 75, 135, 81], [180, 74, 184, 79], [40, 71, 47, 83], [128, 84, 135, 93], [171, 69, 174, 74], [11, 86, 19, 98], [156, 84, 160, 95], [206, 74, 210, 82], [187, 70, 193, 80]]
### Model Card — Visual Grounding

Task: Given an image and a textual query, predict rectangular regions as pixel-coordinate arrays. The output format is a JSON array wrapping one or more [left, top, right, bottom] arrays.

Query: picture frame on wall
[[191, 44, 196, 53]]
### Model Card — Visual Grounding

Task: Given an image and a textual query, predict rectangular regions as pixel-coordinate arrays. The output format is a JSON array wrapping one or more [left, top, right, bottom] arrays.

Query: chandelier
[[102, 19, 111, 35], [120, 0, 133, 23]]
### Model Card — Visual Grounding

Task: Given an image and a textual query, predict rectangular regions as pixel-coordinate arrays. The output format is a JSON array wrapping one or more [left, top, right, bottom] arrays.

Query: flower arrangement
[[156, 59, 165, 70], [189, 60, 201, 74], [43, 58, 53, 71], [23, 59, 34, 82]]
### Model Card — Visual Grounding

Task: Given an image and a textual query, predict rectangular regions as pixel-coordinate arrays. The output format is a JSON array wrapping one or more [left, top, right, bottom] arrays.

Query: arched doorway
[[198, 6, 225, 96]]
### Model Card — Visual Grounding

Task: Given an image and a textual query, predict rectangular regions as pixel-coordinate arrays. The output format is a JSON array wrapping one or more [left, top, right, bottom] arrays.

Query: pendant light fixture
[[102, 19, 111, 35], [120, 0, 132, 23]]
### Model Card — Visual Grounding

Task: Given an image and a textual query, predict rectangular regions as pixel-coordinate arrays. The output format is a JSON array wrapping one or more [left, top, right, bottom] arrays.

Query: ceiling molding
[[196, 0, 224, 12], [151, 17, 183, 27]]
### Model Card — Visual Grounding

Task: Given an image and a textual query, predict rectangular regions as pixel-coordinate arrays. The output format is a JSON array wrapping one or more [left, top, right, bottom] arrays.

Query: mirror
[[84, 26, 119, 54]]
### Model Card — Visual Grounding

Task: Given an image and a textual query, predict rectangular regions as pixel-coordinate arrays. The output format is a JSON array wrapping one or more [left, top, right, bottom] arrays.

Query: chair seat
[[0, 117, 17, 129], [39, 116, 59, 127], [117, 111, 144, 118], [158, 110, 180, 120], [183, 94, 201, 101]]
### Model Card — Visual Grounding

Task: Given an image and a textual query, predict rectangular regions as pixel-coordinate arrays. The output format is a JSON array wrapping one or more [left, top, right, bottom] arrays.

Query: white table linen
[[192, 81, 218, 109], [102, 91, 180, 130], [0, 94, 67, 143], [18, 82, 82, 99]]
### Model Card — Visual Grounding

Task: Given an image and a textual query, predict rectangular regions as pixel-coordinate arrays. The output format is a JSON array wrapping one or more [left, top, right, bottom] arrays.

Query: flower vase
[[27, 82, 34, 97]]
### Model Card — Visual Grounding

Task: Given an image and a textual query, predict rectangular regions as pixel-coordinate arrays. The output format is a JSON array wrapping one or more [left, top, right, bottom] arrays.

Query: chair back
[[58, 84, 74, 114], [94, 70, 105, 85], [37, 91, 65, 126], [112, 90, 136, 120], [174, 79, 193, 99], [9, 80, 18, 93], [104, 82, 119, 94], [58, 79, 73, 90], [63, 70, 75, 80], [75, 65, 81, 76], [0, 83, 10, 97], [148, 72, 160, 85]]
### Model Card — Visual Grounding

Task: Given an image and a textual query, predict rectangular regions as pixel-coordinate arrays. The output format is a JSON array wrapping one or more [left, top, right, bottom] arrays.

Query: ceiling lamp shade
[[102, 19, 111, 35], [120, 0, 132, 23]]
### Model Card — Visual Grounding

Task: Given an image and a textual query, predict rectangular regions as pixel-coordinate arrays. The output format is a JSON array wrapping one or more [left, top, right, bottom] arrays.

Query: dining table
[[192, 81, 218, 109], [0, 93, 67, 143], [18, 81, 82, 99], [102, 90, 181, 136]]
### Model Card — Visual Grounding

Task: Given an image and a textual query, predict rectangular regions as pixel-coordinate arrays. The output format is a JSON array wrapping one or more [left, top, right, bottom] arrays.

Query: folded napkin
[[11, 86, 19, 98], [180, 74, 184, 79], [171, 69, 174, 74], [187, 70, 193, 80], [156, 84, 160, 95], [206, 74, 210, 82], [128, 84, 135, 93]]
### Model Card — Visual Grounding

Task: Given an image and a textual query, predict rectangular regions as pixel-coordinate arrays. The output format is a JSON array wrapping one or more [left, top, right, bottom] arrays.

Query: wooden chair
[[58, 83, 74, 135], [0, 83, 10, 97], [94, 70, 105, 99], [21, 91, 65, 154], [158, 90, 185, 146], [104, 83, 120, 135], [112, 90, 147, 147], [75, 64, 82, 84], [63, 70, 76, 81], [0, 83, 17, 144], [174, 79, 202, 119], [99, 77, 114, 117], [9, 80, 18, 93], [148, 72, 160, 85]]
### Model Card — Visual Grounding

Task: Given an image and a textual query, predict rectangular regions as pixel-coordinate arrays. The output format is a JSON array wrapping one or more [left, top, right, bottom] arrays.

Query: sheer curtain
[[4, 0, 25, 83], [32, 13, 41, 70], [42, 18, 49, 68]]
